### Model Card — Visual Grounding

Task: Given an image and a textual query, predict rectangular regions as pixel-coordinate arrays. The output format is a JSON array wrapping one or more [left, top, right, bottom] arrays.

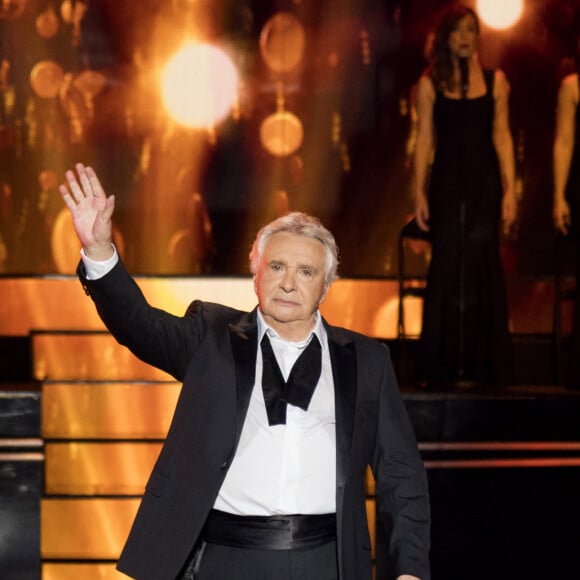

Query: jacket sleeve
[[77, 257, 205, 381], [371, 345, 431, 580]]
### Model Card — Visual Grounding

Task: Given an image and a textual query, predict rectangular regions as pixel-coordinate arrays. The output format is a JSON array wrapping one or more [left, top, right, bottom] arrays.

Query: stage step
[[42, 381, 179, 439], [42, 498, 139, 560], [31, 331, 172, 382]]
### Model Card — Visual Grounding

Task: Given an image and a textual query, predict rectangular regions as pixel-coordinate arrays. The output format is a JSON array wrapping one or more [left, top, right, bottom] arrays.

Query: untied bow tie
[[260, 333, 322, 426]]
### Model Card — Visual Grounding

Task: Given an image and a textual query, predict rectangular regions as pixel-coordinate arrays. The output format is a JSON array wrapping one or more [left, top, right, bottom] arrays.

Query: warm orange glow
[[260, 111, 304, 157], [260, 12, 306, 73], [161, 42, 239, 128], [476, 0, 523, 30]]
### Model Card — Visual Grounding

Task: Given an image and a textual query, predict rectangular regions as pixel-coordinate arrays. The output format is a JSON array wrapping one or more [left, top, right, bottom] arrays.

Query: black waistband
[[203, 509, 337, 550]]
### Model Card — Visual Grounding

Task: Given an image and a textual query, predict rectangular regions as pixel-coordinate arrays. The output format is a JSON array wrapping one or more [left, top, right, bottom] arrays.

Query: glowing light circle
[[260, 111, 304, 157], [0, 0, 27, 20], [476, 0, 523, 30], [30, 60, 65, 99], [260, 12, 306, 73], [36, 7, 59, 38], [161, 43, 239, 129], [74, 69, 108, 100]]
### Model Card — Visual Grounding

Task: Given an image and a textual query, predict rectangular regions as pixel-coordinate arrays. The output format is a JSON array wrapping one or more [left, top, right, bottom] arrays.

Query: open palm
[[59, 163, 115, 256]]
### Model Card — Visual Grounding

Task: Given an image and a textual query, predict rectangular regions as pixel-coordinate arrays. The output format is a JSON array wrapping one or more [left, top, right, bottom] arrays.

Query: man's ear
[[319, 283, 331, 306]]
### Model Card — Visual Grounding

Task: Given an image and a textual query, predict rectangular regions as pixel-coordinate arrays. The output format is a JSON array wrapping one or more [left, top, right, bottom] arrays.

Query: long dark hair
[[428, 4, 480, 92]]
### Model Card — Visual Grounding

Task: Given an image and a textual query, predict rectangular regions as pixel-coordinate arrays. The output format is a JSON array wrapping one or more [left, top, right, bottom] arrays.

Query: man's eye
[[300, 268, 313, 277], [271, 263, 282, 271]]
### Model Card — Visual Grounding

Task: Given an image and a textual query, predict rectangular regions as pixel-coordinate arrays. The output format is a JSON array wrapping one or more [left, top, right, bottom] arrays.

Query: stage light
[[260, 12, 305, 73], [0, 0, 27, 19], [29, 60, 65, 99], [476, 0, 523, 30], [260, 110, 304, 157], [161, 42, 239, 129]]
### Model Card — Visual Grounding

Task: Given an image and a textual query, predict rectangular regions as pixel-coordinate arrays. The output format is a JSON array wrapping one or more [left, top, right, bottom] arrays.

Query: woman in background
[[413, 4, 517, 387], [553, 55, 580, 389]]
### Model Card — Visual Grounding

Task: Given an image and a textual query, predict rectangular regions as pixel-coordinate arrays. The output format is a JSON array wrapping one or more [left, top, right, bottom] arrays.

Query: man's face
[[254, 232, 330, 340]]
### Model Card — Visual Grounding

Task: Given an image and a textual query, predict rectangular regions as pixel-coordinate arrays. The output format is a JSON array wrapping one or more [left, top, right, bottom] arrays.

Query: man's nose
[[280, 269, 296, 291]]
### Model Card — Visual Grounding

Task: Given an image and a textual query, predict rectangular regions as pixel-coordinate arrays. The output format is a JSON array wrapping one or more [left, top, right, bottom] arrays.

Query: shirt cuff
[[80, 245, 119, 280]]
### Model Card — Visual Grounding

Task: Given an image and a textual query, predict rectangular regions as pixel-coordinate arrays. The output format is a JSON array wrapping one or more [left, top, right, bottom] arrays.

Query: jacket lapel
[[326, 325, 357, 502], [326, 324, 357, 580], [228, 309, 259, 442]]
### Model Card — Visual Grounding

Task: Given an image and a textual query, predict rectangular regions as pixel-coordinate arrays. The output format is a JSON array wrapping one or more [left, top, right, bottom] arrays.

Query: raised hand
[[59, 163, 115, 260]]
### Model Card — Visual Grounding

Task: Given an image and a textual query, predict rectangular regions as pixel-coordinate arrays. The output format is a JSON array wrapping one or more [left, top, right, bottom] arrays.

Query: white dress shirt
[[214, 310, 336, 516], [81, 246, 119, 279]]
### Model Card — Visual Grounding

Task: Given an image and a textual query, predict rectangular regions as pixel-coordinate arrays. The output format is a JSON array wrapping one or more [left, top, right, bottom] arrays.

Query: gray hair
[[249, 212, 339, 284]]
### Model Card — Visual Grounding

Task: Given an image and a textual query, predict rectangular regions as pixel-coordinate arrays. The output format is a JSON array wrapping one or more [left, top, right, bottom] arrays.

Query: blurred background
[[0, 0, 577, 278]]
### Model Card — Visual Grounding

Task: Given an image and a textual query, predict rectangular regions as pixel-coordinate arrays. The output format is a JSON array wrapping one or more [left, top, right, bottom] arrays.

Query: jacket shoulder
[[185, 300, 255, 326]]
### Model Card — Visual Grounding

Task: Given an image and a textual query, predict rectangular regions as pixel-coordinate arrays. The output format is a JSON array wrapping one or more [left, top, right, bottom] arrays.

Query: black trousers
[[184, 540, 338, 580]]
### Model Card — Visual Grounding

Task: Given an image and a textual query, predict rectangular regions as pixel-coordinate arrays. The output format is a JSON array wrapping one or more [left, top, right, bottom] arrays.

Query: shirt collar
[[257, 309, 327, 350]]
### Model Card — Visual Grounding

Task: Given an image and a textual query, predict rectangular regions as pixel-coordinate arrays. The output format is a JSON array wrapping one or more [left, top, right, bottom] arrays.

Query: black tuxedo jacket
[[80, 259, 430, 580]]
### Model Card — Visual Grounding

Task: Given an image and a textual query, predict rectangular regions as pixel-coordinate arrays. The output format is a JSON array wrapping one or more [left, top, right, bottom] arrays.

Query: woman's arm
[[413, 75, 436, 232], [553, 74, 578, 235], [492, 70, 517, 235]]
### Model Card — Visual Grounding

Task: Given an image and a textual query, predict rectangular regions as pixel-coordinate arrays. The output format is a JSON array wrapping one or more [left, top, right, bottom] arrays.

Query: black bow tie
[[260, 333, 322, 426]]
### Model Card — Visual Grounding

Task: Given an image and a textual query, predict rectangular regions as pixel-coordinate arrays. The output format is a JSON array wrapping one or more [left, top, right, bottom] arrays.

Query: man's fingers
[[65, 169, 85, 202], [59, 183, 71, 202], [75, 163, 93, 197], [100, 195, 115, 222], [59, 185, 77, 212], [63, 164, 106, 204], [86, 166, 106, 199]]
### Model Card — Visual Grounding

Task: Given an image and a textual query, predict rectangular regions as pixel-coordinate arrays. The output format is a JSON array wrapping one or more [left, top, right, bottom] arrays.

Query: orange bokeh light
[[161, 42, 239, 129], [476, 0, 523, 30]]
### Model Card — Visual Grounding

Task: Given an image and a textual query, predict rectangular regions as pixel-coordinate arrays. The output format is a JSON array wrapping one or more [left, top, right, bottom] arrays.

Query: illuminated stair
[[36, 332, 177, 580]]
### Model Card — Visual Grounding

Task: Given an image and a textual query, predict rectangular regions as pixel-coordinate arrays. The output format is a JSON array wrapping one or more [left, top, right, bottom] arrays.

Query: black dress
[[419, 69, 512, 386], [562, 74, 580, 389]]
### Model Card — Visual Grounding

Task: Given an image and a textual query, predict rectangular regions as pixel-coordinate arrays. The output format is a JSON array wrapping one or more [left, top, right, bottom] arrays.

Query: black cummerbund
[[203, 509, 337, 550]]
